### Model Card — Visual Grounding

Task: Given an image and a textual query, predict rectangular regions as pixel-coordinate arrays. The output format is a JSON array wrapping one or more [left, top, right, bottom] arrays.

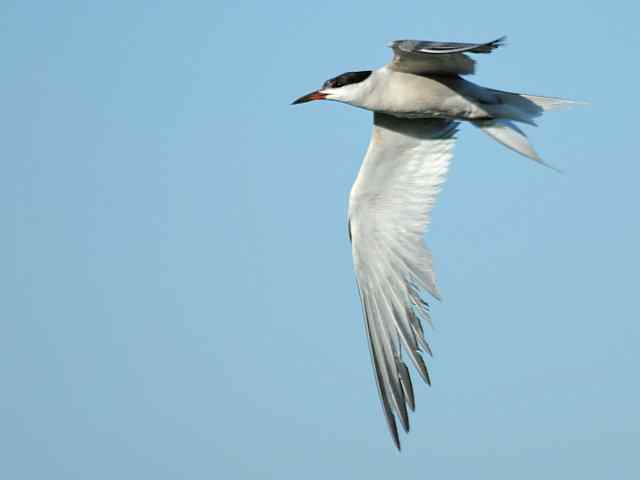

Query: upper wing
[[388, 36, 506, 75], [348, 113, 458, 449]]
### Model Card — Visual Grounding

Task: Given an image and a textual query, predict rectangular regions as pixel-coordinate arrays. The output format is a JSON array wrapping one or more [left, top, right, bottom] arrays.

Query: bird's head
[[291, 70, 372, 106]]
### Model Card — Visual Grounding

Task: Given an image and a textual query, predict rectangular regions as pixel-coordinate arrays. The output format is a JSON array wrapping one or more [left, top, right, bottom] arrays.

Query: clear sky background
[[3, 1, 639, 478]]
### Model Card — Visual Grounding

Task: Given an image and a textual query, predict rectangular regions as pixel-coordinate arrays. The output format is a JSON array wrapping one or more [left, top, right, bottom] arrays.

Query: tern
[[292, 36, 580, 449]]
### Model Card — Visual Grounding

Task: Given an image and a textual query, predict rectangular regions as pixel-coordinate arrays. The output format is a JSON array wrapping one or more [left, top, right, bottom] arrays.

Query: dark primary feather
[[359, 286, 401, 449]]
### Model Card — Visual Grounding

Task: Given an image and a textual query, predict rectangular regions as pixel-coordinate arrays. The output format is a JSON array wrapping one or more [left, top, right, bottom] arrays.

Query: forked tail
[[473, 89, 584, 169]]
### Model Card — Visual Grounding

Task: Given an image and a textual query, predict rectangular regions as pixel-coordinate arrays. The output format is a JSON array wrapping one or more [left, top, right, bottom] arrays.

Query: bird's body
[[339, 69, 494, 120], [292, 36, 581, 449]]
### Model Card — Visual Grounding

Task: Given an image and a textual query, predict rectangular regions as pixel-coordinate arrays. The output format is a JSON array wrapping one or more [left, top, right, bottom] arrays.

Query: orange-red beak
[[291, 90, 328, 105]]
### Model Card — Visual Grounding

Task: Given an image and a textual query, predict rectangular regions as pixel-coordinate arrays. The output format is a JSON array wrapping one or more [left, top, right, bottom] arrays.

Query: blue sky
[[3, 1, 639, 478]]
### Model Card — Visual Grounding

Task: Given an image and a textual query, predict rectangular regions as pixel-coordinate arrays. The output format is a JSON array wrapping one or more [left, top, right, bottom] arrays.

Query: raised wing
[[348, 113, 458, 449], [389, 36, 506, 75]]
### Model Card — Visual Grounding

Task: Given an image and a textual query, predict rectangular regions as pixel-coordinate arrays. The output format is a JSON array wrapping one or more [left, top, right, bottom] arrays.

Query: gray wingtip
[[494, 35, 508, 46], [390, 420, 401, 450]]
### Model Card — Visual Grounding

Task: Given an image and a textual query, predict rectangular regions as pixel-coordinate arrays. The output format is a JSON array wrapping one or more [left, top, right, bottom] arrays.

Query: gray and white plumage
[[350, 114, 456, 447], [292, 36, 581, 449], [390, 36, 506, 75]]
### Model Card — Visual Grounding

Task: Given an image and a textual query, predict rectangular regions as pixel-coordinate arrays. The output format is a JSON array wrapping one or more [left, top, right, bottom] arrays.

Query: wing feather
[[388, 36, 506, 75], [349, 113, 457, 448], [359, 287, 401, 449]]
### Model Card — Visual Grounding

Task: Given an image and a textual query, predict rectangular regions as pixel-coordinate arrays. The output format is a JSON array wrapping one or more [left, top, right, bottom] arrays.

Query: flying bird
[[292, 36, 580, 449]]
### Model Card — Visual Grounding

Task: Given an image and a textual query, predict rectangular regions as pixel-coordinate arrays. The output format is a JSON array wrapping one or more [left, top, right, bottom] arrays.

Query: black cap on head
[[322, 71, 372, 90]]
